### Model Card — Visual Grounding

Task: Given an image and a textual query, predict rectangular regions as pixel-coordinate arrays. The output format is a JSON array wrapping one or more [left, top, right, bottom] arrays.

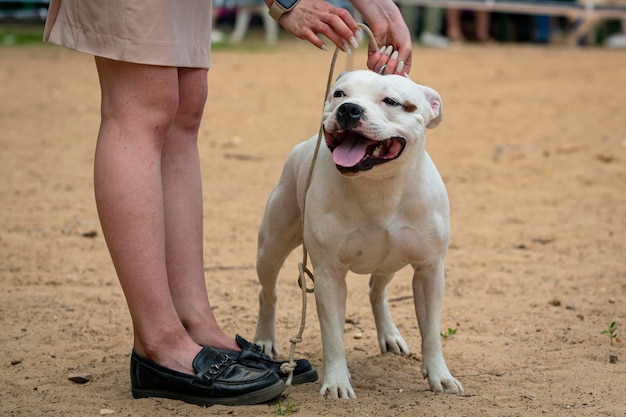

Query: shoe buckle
[[209, 355, 231, 375]]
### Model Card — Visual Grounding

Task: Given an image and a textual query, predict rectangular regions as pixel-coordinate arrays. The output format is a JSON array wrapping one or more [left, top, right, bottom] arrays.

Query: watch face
[[276, 0, 299, 9]]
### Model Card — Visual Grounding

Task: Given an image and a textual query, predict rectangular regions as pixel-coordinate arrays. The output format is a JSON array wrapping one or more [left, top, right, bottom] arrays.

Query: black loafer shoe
[[214, 335, 318, 385], [130, 346, 284, 406]]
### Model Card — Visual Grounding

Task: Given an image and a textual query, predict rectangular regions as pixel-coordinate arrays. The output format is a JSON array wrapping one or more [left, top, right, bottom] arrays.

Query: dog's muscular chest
[[341, 223, 426, 274], [308, 216, 436, 275]]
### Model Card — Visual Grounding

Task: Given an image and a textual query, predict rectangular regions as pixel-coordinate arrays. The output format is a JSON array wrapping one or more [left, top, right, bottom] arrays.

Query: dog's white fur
[[254, 70, 463, 399]]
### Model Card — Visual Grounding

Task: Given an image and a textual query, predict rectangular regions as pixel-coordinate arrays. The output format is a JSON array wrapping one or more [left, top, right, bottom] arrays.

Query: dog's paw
[[422, 366, 464, 394], [253, 338, 280, 358], [378, 332, 410, 356], [320, 380, 357, 400]]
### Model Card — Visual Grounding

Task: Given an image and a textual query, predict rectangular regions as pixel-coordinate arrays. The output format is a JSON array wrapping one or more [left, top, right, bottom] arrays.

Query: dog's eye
[[334, 90, 346, 98], [383, 97, 400, 106]]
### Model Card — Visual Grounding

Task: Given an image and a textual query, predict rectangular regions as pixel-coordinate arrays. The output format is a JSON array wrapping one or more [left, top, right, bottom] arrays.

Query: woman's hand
[[270, 0, 361, 54], [265, 0, 412, 75], [352, 0, 412, 75]]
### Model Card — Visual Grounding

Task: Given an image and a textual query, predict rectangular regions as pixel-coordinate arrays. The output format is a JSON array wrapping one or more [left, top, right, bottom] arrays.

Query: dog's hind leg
[[369, 273, 410, 355]]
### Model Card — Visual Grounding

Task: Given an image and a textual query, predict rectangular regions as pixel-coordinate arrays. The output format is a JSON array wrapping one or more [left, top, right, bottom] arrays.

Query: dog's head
[[323, 70, 442, 176]]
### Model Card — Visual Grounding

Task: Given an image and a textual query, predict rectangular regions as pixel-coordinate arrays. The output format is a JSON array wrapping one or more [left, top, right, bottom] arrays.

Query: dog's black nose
[[336, 102, 364, 129]]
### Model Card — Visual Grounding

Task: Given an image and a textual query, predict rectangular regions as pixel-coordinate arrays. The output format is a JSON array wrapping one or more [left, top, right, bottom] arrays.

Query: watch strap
[[269, 0, 301, 21]]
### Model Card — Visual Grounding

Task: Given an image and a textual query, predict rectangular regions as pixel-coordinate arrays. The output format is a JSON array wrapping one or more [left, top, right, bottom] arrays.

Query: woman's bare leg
[[94, 57, 202, 373], [161, 67, 238, 351]]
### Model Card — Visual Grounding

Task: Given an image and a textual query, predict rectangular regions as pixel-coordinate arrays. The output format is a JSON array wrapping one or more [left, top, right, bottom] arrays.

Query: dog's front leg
[[253, 153, 305, 356], [412, 260, 464, 394], [255, 235, 300, 357], [254, 269, 280, 357], [254, 197, 302, 358], [314, 268, 355, 399]]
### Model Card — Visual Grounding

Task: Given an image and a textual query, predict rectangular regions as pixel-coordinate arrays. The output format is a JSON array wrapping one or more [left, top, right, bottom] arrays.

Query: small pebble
[[100, 409, 115, 415], [353, 333, 363, 340], [607, 352, 618, 364], [81, 230, 98, 238], [68, 372, 92, 384]]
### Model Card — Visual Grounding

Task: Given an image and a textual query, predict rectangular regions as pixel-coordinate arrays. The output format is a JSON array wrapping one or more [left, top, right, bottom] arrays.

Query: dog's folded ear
[[423, 87, 443, 129]]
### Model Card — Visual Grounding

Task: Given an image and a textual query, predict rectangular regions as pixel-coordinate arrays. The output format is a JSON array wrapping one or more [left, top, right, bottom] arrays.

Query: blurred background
[[1, 0, 625, 48]]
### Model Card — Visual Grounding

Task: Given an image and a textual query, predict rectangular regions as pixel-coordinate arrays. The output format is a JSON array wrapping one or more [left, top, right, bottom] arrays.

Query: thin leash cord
[[280, 23, 378, 386]]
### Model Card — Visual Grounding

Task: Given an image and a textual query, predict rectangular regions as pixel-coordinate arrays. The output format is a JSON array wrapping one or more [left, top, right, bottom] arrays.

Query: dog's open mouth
[[324, 128, 406, 174]]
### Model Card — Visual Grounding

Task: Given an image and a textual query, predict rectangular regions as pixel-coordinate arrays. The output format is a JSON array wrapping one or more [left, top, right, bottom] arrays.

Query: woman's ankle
[[179, 312, 240, 351], [135, 332, 202, 374]]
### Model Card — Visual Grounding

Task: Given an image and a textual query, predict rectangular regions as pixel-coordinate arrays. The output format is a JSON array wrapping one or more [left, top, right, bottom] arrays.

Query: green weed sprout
[[440, 327, 458, 339], [274, 400, 299, 416], [601, 321, 618, 345]]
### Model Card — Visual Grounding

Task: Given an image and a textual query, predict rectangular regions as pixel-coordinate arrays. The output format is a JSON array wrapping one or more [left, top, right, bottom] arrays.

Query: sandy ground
[[1, 37, 625, 417]]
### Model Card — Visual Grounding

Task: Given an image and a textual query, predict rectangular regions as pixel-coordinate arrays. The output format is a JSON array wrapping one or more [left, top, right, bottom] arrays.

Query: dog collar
[[269, 0, 301, 21]]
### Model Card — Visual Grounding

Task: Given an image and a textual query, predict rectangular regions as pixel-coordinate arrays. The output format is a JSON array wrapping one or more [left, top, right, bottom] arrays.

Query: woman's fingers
[[278, 1, 360, 53], [369, 46, 406, 75], [275, 0, 412, 74]]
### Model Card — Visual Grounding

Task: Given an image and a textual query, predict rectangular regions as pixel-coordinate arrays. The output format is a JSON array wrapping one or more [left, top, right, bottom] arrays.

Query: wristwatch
[[268, 0, 301, 21]]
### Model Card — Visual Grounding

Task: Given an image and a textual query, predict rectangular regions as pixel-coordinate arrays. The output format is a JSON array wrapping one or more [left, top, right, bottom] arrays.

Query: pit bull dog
[[253, 70, 464, 399]]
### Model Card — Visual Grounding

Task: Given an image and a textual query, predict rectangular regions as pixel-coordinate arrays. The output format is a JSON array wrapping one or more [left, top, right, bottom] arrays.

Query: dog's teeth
[[372, 144, 383, 157]]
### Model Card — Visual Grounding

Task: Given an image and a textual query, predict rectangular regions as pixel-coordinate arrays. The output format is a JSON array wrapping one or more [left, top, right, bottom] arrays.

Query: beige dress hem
[[44, 0, 212, 69]]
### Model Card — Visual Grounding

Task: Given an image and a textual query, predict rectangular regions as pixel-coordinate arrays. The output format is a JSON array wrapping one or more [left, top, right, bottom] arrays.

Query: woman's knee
[[96, 57, 181, 132], [174, 68, 208, 134]]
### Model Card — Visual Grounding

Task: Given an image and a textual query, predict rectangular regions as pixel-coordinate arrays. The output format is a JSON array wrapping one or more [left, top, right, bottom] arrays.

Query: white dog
[[254, 70, 463, 399]]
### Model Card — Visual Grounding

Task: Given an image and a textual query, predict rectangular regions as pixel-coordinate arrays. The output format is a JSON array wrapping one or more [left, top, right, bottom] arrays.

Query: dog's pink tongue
[[332, 137, 373, 167]]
